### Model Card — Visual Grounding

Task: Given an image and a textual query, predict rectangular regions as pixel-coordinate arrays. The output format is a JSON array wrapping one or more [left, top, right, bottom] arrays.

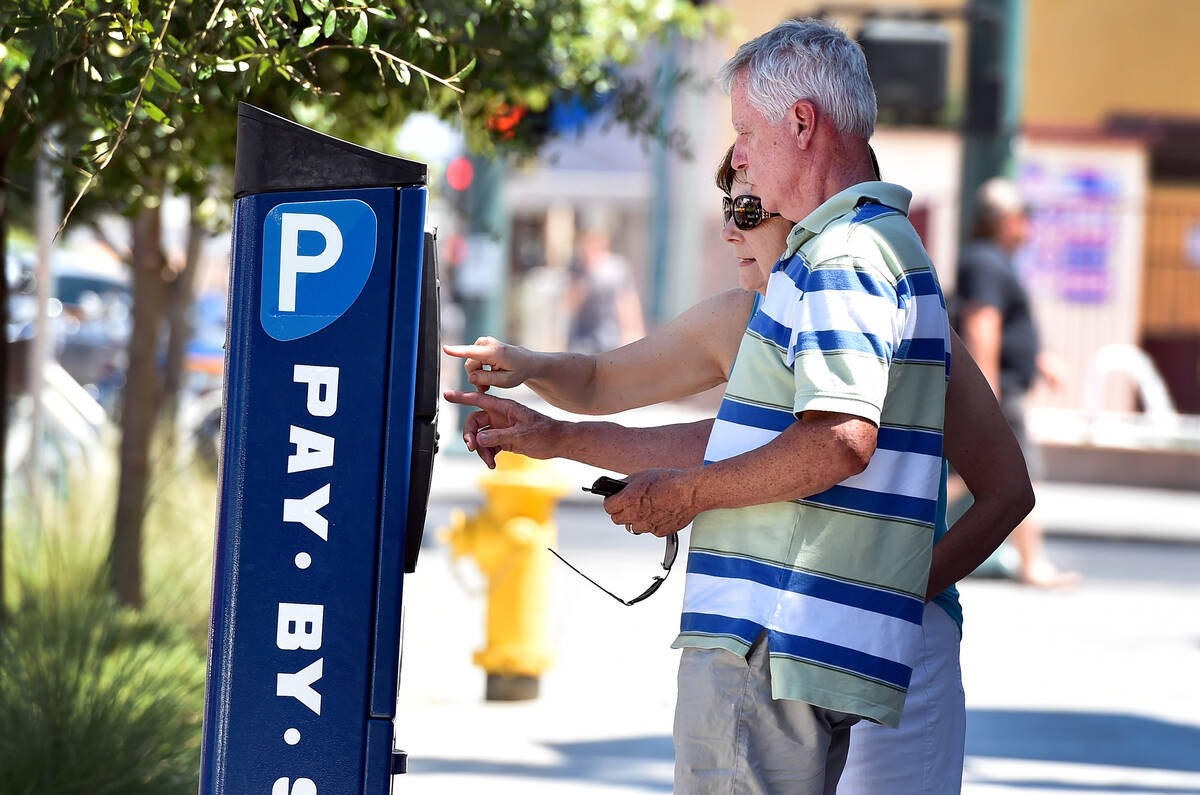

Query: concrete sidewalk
[[395, 503, 1200, 794], [398, 394, 1200, 794]]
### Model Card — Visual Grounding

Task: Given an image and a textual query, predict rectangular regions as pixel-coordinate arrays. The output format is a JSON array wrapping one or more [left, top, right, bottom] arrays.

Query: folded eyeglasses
[[547, 476, 679, 606]]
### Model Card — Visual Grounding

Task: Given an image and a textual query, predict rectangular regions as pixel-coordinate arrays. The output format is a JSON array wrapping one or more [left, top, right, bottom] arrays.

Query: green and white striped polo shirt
[[672, 182, 951, 728]]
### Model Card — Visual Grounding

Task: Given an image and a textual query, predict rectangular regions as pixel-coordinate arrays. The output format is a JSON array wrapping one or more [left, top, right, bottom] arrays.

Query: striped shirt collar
[[784, 181, 913, 258]]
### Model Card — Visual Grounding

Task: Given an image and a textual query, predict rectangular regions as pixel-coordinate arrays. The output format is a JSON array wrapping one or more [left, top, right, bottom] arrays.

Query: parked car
[[54, 264, 133, 411], [7, 246, 132, 412]]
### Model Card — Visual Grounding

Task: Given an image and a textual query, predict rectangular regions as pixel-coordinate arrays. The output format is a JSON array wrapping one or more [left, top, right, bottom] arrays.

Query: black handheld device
[[582, 475, 628, 497]]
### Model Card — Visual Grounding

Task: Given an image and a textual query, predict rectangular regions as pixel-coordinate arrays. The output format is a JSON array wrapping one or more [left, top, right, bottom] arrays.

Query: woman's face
[[722, 173, 792, 295]]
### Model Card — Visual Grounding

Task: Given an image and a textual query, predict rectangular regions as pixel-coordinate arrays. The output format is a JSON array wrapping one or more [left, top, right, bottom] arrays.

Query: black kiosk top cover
[[233, 103, 427, 197]]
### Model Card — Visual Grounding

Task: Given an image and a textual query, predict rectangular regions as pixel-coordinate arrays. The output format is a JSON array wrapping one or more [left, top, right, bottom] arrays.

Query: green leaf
[[465, 19, 475, 39], [151, 67, 181, 92], [351, 12, 367, 46], [389, 59, 410, 86], [450, 57, 476, 83], [323, 9, 336, 37], [141, 100, 167, 123], [284, 0, 299, 22], [106, 75, 140, 95], [297, 25, 320, 46]]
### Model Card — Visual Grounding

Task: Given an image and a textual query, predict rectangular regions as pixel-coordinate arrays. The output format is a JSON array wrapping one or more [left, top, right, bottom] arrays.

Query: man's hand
[[443, 390, 562, 468], [1037, 350, 1068, 391], [603, 468, 700, 538], [443, 337, 534, 392]]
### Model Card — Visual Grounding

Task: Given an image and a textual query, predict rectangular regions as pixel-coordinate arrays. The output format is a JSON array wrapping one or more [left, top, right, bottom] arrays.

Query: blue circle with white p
[[261, 199, 378, 341]]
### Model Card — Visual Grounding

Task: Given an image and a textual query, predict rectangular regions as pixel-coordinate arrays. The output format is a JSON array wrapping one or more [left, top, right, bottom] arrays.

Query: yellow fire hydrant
[[439, 452, 569, 700]]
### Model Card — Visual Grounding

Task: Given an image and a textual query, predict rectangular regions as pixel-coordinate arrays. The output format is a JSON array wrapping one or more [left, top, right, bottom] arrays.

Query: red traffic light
[[446, 157, 474, 191]]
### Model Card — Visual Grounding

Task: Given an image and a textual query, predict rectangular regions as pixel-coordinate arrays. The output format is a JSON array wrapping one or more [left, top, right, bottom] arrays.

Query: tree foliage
[[1, 0, 718, 609], [2, 0, 715, 205]]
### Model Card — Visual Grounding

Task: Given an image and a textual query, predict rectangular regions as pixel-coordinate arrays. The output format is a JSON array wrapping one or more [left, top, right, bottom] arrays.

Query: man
[[957, 177, 1077, 588], [623, 20, 952, 791]]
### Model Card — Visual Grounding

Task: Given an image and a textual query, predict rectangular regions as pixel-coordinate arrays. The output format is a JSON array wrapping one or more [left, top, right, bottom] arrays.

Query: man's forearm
[[552, 419, 714, 473], [683, 414, 874, 514]]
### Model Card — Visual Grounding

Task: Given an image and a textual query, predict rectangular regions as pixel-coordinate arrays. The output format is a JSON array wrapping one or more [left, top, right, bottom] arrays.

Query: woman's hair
[[717, 18, 876, 140], [715, 144, 737, 194]]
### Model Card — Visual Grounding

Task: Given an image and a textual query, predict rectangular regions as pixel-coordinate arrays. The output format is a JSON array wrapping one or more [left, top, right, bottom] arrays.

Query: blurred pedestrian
[[956, 177, 1079, 588], [564, 215, 644, 353]]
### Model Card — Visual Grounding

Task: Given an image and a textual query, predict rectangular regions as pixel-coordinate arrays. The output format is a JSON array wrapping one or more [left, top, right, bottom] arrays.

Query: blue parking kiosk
[[200, 104, 439, 795]]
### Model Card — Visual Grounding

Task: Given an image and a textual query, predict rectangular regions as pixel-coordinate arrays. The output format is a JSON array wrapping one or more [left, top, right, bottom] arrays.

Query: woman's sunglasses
[[723, 194, 782, 230]]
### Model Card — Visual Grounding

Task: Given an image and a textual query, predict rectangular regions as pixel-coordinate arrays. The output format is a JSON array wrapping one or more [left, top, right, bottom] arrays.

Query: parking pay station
[[200, 104, 439, 795]]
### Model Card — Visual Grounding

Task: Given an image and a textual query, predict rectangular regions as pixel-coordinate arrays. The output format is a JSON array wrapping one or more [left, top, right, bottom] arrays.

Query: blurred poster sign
[[1019, 162, 1125, 304], [1187, 222, 1200, 267], [1015, 135, 1149, 412]]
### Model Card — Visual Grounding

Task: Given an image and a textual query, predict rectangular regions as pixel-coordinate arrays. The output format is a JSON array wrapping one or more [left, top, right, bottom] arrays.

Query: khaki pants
[[673, 634, 859, 795]]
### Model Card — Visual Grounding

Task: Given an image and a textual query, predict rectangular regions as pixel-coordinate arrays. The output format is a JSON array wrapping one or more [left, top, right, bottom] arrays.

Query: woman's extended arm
[[443, 288, 755, 414]]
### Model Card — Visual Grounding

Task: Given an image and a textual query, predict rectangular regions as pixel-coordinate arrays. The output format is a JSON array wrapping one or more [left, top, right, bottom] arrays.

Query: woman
[[444, 148, 1031, 793]]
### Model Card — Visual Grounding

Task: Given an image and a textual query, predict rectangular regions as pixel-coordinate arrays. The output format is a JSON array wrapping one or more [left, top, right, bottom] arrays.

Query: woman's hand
[[443, 336, 536, 392]]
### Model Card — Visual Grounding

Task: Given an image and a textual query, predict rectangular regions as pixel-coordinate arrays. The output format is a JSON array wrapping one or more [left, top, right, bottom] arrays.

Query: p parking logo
[[261, 199, 378, 341]]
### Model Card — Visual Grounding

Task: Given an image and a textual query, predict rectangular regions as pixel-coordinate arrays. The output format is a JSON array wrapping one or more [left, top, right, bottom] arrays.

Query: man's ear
[[792, 100, 817, 150]]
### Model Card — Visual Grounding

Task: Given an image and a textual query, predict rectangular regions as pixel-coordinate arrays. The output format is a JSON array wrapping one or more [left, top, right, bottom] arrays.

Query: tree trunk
[[109, 201, 169, 608], [161, 196, 202, 429], [0, 149, 9, 624]]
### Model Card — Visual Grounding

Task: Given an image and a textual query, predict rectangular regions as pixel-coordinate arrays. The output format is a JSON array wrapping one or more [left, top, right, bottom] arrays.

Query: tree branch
[[86, 218, 132, 263], [306, 44, 464, 93], [57, 0, 180, 237]]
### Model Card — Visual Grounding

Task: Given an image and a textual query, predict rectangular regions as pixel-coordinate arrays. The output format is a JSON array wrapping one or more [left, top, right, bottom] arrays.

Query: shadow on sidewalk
[[410, 734, 674, 790], [967, 708, 1200, 772]]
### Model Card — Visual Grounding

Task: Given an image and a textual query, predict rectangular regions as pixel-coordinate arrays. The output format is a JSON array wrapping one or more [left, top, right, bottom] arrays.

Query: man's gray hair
[[718, 19, 877, 140], [971, 176, 1028, 239]]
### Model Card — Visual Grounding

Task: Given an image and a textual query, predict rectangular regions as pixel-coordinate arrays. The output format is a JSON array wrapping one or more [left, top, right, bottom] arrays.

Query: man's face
[[1000, 210, 1032, 250], [729, 72, 805, 218]]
